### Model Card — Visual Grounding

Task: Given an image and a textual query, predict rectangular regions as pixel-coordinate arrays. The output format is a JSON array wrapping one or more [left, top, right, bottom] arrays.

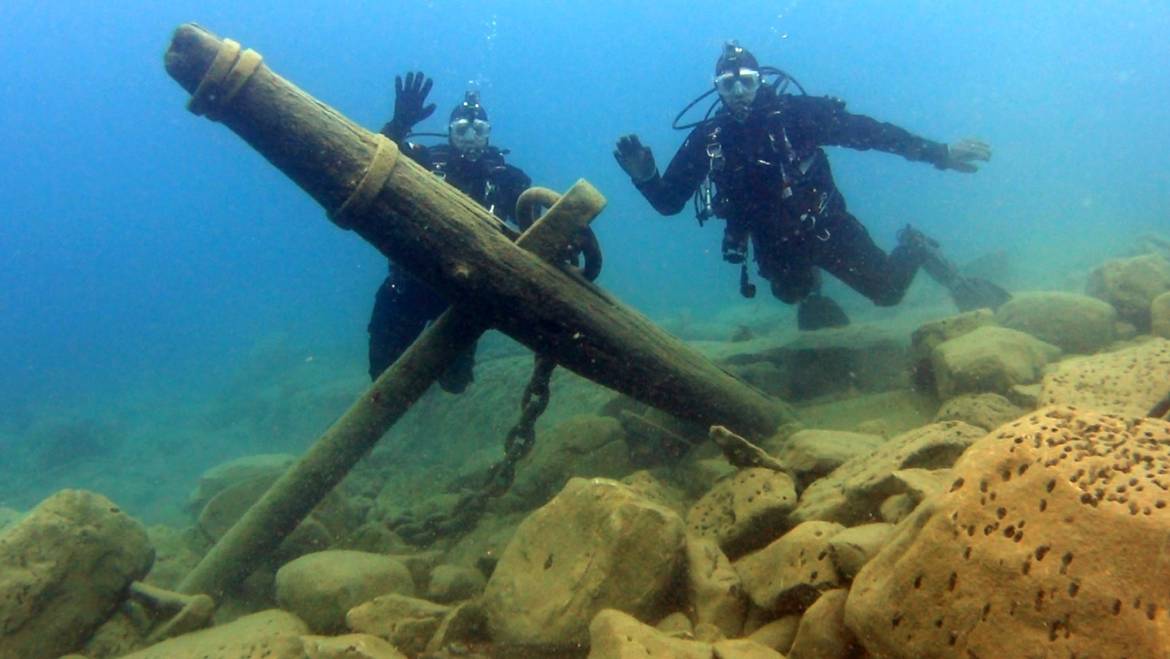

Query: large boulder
[[930, 326, 1061, 398], [994, 291, 1117, 354], [791, 422, 987, 527], [1086, 253, 1170, 329], [909, 309, 996, 391], [186, 453, 295, 513], [0, 490, 153, 659], [845, 406, 1170, 658], [274, 550, 414, 633], [1039, 338, 1170, 417], [482, 477, 686, 648]]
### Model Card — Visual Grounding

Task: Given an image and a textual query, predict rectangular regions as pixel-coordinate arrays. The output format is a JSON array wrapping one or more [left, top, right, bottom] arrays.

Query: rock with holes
[[934, 393, 1026, 431], [733, 520, 845, 615], [1153, 291, 1170, 339], [791, 422, 987, 527], [685, 534, 748, 638], [994, 291, 1118, 354], [765, 429, 884, 490], [931, 326, 1061, 399], [1039, 338, 1170, 417], [482, 477, 686, 648], [686, 468, 798, 559], [1086, 253, 1170, 329], [845, 406, 1170, 658]]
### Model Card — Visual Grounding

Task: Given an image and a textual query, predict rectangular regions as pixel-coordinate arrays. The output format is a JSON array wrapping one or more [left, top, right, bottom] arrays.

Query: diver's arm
[[494, 164, 533, 228], [617, 132, 707, 216], [803, 96, 951, 167]]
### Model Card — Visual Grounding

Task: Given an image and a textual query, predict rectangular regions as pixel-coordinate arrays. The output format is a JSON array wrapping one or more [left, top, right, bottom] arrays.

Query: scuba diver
[[368, 72, 532, 392], [614, 42, 1009, 330]]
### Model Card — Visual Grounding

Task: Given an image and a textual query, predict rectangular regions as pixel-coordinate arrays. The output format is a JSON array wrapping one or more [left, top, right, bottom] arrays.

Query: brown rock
[[1153, 291, 1170, 339], [845, 406, 1170, 657], [734, 521, 845, 614], [1086, 253, 1170, 329], [828, 523, 896, 579], [275, 550, 414, 633], [994, 291, 1117, 354], [588, 609, 711, 659], [0, 490, 153, 659], [934, 393, 1025, 431], [767, 429, 884, 490], [787, 589, 860, 659], [747, 614, 801, 655], [685, 535, 748, 638], [300, 633, 407, 658], [426, 564, 486, 603], [909, 309, 996, 390], [1039, 337, 1170, 417], [931, 326, 1061, 398], [119, 609, 309, 658], [791, 422, 986, 526], [482, 478, 686, 647], [346, 594, 451, 656], [687, 468, 798, 558]]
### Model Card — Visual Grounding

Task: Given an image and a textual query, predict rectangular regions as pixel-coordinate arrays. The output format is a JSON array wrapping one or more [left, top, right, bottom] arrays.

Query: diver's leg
[[367, 264, 441, 380], [896, 225, 1012, 311], [815, 212, 920, 307], [759, 241, 850, 329]]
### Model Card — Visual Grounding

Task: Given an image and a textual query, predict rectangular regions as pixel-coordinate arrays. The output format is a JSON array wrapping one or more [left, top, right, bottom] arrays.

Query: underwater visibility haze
[[1, 1, 1170, 657]]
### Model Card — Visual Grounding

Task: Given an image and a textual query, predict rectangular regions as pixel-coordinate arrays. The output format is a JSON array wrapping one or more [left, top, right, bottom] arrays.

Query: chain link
[[392, 354, 556, 546]]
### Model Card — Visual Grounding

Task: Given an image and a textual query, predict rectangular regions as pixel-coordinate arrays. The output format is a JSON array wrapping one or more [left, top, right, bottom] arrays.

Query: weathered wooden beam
[[164, 25, 789, 436], [178, 184, 603, 599]]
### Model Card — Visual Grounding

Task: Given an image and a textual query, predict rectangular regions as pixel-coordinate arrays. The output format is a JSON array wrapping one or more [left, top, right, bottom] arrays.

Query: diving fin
[[797, 294, 850, 331], [899, 225, 1011, 312]]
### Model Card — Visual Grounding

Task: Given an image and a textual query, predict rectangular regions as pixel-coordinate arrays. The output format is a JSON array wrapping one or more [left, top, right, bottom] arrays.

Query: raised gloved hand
[[382, 71, 436, 142], [942, 138, 991, 173], [613, 134, 657, 183]]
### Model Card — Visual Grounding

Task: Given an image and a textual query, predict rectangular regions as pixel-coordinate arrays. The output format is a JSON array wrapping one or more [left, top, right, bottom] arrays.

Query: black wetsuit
[[367, 140, 531, 388], [635, 88, 950, 306]]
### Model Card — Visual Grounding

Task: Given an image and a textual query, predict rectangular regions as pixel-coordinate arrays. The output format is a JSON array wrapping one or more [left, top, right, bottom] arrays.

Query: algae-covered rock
[[845, 406, 1170, 658], [1086, 253, 1170, 329], [346, 594, 451, 656], [119, 609, 309, 658], [482, 477, 686, 647], [994, 291, 1117, 354], [275, 550, 414, 633], [931, 325, 1061, 398], [0, 489, 153, 659], [1151, 291, 1170, 339]]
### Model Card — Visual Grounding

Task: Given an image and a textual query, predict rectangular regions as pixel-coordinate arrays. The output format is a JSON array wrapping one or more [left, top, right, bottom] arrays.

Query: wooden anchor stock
[[165, 24, 792, 599]]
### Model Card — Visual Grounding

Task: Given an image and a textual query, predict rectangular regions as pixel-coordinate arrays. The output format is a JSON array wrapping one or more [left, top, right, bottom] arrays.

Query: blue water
[[1, 1, 1167, 518]]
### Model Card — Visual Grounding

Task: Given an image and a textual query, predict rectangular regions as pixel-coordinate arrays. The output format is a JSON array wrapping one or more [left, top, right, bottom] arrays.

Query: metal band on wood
[[187, 39, 263, 120], [329, 134, 400, 230]]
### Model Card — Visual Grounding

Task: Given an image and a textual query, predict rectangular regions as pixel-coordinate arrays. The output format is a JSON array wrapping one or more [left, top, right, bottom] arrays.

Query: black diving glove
[[614, 134, 657, 184], [381, 71, 436, 142]]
